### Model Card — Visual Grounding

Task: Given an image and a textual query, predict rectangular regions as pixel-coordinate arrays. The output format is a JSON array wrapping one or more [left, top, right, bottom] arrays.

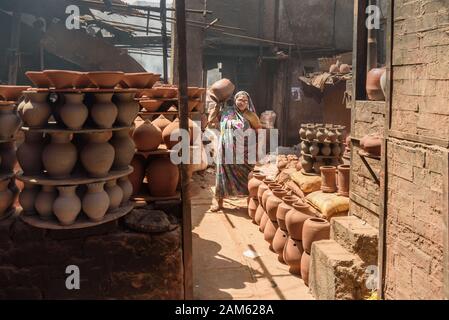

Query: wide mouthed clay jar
[[19, 91, 51, 128], [277, 195, 298, 231], [59, 93, 88, 129], [264, 218, 279, 250], [80, 131, 115, 178], [42, 132, 77, 178], [259, 211, 269, 232], [272, 227, 289, 263], [82, 182, 110, 222], [110, 129, 135, 170], [35, 185, 57, 220], [128, 154, 146, 195], [19, 183, 40, 214], [248, 173, 265, 198], [145, 156, 179, 197], [105, 179, 123, 210], [320, 166, 337, 193], [301, 252, 311, 285], [286, 201, 314, 240], [266, 189, 288, 221], [133, 119, 162, 152], [90, 93, 118, 128], [152, 114, 172, 132], [162, 118, 194, 149], [257, 183, 270, 205], [53, 185, 81, 226], [118, 176, 133, 204], [337, 164, 350, 197], [254, 204, 265, 225], [114, 92, 139, 126], [17, 131, 45, 175], [0, 180, 13, 216], [248, 197, 258, 219], [302, 218, 331, 254], [283, 236, 303, 275], [0, 142, 17, 173], [0, 103, 21, 140]]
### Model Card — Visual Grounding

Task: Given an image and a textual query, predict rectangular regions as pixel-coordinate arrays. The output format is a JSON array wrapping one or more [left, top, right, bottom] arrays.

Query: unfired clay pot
[[90, 93, 118, 128], [19, 182, 39, 214], [53, 186, 81, 226], [82, 182, 110, 221], [132, 119, 162, 152], [286, 202, 314, 240], [35, 185, 57, 220], [337, 164, 350, 197], [80, 131, 115, 178], [320, 166, 337, 193], [152, 115, 172, 132], [0, 103, 21, 140], [114, 92, 139, 126], [105, 179, 123, 210], [248, 197, 258, 219], [248, 173, 265, 198], [266, 189, 288, 221], [283, 237, 303, 275], [129, 154, 146, 195], [17, 131, 45, 175], [110, 129, 135, 170], [276, 195, 298, 231], [0, 142, 17, 173], [42, 132, 77, 178], [264, 219, 278, 250], [19, 91, 51, 128], [300, 252, 311, 285], [366, 68, 386, 101], [272, 228, 288, 263], [146, 156, 179, 197], [118, 176, 133, 204], [59, 93, 88, 129], [302, 218, 331, 254], [0, 180, 13, 215]]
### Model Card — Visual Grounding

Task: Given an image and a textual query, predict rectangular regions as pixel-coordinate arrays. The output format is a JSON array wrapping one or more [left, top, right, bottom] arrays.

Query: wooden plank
[[350, 192, 380, 215], [352, 0, 368, 103], [7, 1, 22, 85], [388, 130, 449, 149]]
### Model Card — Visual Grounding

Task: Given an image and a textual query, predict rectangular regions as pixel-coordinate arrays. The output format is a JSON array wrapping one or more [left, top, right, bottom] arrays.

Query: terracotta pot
[[276, 195, 298, 230], [35, 185, 57, 220], [110, 129, 135, 170], [114, 92, 139, 126], [309, 142, 319, 156], [82, 182, 110, 222], [209, 79, 235, 102], [25, 71, 53, 88], [320, 166, 337, 193], [105, 179, 123, 210], [363, 134, 382, 156], [331, 143, 341, 156], [302, 218, 331, 254], [301, 157, 313, 173], [59, 93, 88, 129], [122, 72, 153, 88], [321, 143, 331, 156], [140, 99, 163, 112], [81, 131, 115, 178], [129, 154, 146, 195], [337, 164, 350, 197], [316, 128, 326, 143], [327, 128, 337, 143], [162, 118, 192, 149], [73, 73, 93, 89], [329, 64, 339, 73], [0, 180, 13, 215], [254, 204, 264, 225], [248, 173, 265, 198], [19, 91, 51, 128], [90, 93, 118, 128], [261, 189, 273, 211], [272, 228, 288, 263], [257, 183, 269, 204], [263, 219, 278, 249], [152, 115, 172, 132], [17, 132, 44, 175], [339, 64, 351, 74], [286, 202, 314, 240], [300, 252, 311, 285], [248, 197, 258, 219], [0, 103, 21, 140], [299, 124, 307, 139], [305, 125, 315, 140], [133, 119, 162, 152], [366, 68, 386, 101], [268, 183, 282, 191], [283, 237, 303, 275], [42, 132, 77, 179], [86, 71, 124, 89], [266, 189, 288, 221], [0, 85, 31, 101], [53, 186, 81, 226], [0, 142, 17, 173], [146, 156, 179, 197], [118, 176, 133, 204], [259, 212, 269, 232], [313, 160, 324, 174], [19, 182, 40, 214], [42, 70, 81, 89]]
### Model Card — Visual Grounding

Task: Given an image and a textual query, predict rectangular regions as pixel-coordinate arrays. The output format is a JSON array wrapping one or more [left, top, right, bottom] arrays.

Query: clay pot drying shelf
[[16, 166, 133, 186], [21, 124, 130, 133], [19, 202, 134, 230]]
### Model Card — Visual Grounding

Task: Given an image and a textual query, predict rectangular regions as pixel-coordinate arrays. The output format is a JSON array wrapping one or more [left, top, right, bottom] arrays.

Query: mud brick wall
[[350, 101, 385, 228], [0, 208, 183, 300]]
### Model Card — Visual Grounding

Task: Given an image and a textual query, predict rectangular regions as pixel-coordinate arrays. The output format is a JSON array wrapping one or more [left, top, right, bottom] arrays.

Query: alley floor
[[190, 169, 313, 300]]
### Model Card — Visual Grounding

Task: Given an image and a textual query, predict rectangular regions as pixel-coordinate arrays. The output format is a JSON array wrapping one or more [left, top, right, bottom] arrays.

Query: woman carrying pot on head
[[210, 90, 262, 212]]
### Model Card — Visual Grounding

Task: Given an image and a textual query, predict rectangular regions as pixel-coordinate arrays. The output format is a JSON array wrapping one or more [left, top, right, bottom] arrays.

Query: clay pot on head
[[209, 78, 235, 102], [266, 189, 288, 221], [152, 115, 172, 132], [59, 93, 88, 129], [283, 236, 303, 275], [110, 129, 135, 170], [17, 131, 45, 175], [263, 219, 278, 249], [35, 185, 57, 220], [114, 92, 139, 126], [248, 197, 258, 219], [19, 91, 51, 128], [118, 176, 133, 204], [320, 166, 337, 193], [272, 228, 289, 263], [82, 182, 110, 222], [301, 252, 311, 285], [302, 218, 331, 254], [0, 142, 17, 173], [53, 186, 81, 226], [337, 164, 350, 197], [0, 103, 21, 140], [129, 154, 146, 195], [42, 132, 77, 178], [248, 173, 265, 198], [366, 68, 386, 101], [90, 93, 118, 128], [286, 202, 314, 240], [80, 131, 115, 178], [105, 179, 123, 210], [146, 156, 179, 197], [133, 120, 162, 152], [19, 183, 40, 214], [0, 180, 13, 216]]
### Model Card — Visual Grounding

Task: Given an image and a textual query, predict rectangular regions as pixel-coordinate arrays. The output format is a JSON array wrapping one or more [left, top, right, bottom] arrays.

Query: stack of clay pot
[[0, 85, 27, 219], [14, 70, 143, 226], [299, 123, 346, 174], [320, 165, 351, 197]]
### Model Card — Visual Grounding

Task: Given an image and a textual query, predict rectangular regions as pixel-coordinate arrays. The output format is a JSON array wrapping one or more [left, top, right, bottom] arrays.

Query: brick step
[[330, 215, 378, 265], [309, 240, 371, 300]]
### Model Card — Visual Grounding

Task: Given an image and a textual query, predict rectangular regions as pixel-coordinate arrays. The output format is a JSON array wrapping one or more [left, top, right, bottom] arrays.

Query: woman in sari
[[210, 91, 262, 212]]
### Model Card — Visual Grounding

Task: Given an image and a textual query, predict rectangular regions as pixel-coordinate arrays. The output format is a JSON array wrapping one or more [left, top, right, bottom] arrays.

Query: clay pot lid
[[86, 71, 125, 89], [122, 73, 153, 89], [73, 72, 93, 89], [0, 85, 31, 101], [25, 71, 53, 88], [139, 99, 163, 112], [42, 70, 82, 89]]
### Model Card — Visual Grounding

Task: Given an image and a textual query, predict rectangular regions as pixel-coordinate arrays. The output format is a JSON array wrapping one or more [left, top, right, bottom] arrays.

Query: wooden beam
[[7, 0, 22, 85], [352, 0, 368, 102], [161, 0, 169, 83]]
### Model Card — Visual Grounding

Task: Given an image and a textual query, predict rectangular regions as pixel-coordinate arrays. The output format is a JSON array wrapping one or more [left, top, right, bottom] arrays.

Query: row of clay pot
[[320, 165, 350, 196], [17, 130, 134, 178], [299, 123, 346, 144], [276, 155, 299, 171], [18, 91, 139, 129], [19, 177, 132, 226], [0, 178, 19, 217], [128, 154, 179, 197], [0, 102, 22, 141], [139, 98, 204, 113], [301, 155, 344, 174], [300, 140, 344, 157], [248, 172, 331, 286]]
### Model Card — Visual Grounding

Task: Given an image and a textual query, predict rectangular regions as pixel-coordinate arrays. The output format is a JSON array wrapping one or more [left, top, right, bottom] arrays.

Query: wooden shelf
[[358, 150, 380, 160], [19, 202, 134, 230], [16, 166, 133, 186], [21, 124, 130, 133]]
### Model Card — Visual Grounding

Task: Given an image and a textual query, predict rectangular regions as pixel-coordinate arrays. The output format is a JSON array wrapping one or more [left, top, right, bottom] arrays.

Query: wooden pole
[[8, 0, 22, 85], [161, 0, 169, 83], [174, 0, 193, 300]]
